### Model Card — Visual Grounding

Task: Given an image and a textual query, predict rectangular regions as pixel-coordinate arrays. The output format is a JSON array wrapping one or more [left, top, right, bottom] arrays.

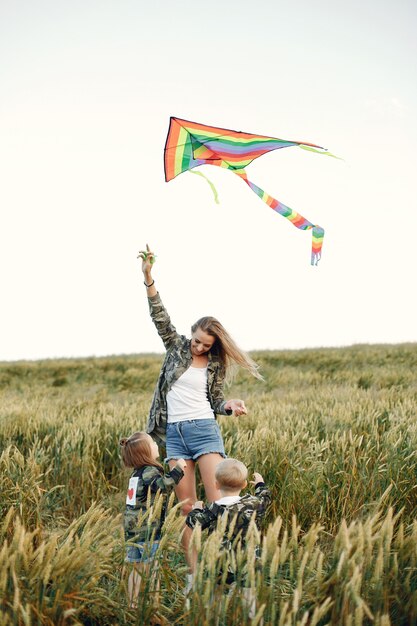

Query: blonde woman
[[138, 245, 261, 575]]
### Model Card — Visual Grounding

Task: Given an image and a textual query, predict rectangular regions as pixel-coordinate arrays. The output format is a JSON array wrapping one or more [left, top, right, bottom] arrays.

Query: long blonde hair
[[119, 431, 162, 470], [191, 317, 262, 382]]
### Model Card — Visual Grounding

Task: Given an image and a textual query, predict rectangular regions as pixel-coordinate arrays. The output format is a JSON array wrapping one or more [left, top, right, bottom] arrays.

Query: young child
[[120, 431, 186, 607], [186, 458, 271, 616]]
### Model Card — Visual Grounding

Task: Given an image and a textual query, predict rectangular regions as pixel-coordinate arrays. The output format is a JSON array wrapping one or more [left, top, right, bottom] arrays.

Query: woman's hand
[[137, 243, 156, 280], [137, 244, 157, 295], [192, 500, 204, 510], [224, 399, 247, 416]]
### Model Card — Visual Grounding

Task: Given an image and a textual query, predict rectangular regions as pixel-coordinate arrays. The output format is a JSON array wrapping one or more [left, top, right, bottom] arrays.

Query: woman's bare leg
[[169, 459, 197, 572], [198, 453, 224, 502]]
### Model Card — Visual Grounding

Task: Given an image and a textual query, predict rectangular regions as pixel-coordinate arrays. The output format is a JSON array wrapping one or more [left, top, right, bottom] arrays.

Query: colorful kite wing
[[164, 117, 329, 265]]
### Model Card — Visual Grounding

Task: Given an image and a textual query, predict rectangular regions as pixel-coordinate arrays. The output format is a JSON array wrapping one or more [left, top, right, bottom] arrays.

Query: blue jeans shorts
[[166, 419, 226, 461], [125, 540, 159, 564]]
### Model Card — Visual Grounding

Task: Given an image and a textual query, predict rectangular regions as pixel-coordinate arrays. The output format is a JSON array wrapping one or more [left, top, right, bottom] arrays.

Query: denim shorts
[[125, 540, 159, 564], [166, 419, 226, 461]]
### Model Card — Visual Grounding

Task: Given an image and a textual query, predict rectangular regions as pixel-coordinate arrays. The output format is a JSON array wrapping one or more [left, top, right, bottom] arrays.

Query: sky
[[1, 0, 416, 362]]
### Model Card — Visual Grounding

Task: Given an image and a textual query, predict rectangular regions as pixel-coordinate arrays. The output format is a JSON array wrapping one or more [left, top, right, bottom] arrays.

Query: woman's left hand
[[225, 399, 247, 416]]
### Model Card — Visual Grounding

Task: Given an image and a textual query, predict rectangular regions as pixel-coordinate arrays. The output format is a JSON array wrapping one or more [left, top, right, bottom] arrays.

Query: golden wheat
[[1, 345, 416, 624]]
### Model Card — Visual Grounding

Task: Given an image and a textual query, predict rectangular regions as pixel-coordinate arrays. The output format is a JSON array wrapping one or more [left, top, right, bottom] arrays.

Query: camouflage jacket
[[146, 292, 232, 446], [185, 482, 272, 551], [124, 463, 183, 542]]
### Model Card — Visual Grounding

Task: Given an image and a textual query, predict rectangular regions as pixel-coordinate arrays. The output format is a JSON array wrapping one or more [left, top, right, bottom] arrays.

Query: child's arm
[[251, 472, 272, 518], [143, 463, 185, 494], [186, 504, 217, 531]]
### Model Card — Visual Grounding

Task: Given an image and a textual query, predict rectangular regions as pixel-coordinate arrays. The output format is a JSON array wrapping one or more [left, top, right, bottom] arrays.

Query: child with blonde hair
[[186, 458, 271, 618], [120, 431, 186, 607], [187, 458, 271, 547]]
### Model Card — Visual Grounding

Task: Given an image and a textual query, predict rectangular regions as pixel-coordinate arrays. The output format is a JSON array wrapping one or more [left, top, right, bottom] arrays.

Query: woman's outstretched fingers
[[226, 399, 247, 416], [137, 243, 153, 258], [138, 244, 156, 281], [139, 244, 156, 266]]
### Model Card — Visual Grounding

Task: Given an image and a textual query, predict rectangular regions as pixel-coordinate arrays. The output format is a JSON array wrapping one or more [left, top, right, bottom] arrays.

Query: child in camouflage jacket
[[120, 431, 186, 607], [186, 458, 271, 548], [186, 458, 271, 616]]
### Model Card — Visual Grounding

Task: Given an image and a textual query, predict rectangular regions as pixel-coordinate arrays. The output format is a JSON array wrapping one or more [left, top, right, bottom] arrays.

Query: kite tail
[[234, 169, 324, 266], [311, 226, 324, 266], [299, 144, 343, 160], [188, 170, 219, 204]]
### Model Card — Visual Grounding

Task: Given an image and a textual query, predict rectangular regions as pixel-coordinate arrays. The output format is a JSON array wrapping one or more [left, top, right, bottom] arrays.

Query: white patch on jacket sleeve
[[126, 477, 139, 505]]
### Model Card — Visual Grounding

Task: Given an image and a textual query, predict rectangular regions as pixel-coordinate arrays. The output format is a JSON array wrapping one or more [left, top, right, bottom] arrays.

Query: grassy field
[[1, 343, 417, 625]]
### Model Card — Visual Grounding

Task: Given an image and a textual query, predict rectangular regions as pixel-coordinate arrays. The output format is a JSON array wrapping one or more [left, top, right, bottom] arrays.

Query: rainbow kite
[[164, 117, 335, 265]]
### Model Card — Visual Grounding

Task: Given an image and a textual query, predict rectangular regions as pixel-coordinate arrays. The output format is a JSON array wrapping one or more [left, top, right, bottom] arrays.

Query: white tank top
[[166, 366, 215, 423]]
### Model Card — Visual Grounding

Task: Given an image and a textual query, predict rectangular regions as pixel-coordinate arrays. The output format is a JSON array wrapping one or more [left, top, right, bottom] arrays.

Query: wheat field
[[1, 344, 417, 625]]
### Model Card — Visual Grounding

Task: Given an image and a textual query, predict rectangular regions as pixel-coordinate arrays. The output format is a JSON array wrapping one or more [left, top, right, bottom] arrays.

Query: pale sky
[[1, 0, 416, 362]]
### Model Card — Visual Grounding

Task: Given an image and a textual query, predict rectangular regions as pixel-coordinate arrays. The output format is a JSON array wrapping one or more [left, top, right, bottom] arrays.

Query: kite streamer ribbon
[[233, 169, 324, 265], [164, 117, 332, 265], [188, 170, 220, 204]]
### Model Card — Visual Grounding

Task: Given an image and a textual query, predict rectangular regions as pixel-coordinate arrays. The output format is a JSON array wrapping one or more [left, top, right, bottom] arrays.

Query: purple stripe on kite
[[187, 157, 207, 168], [201, 140, 298, 156]]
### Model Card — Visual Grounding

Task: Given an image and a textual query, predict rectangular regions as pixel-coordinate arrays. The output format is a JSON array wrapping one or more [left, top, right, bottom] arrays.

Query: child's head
[[119, 431, 161, 469], [215, 458, 248, 493]]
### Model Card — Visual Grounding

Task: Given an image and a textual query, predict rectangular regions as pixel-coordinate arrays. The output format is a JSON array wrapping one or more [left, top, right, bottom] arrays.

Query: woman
[[138, 244, 261, 569]]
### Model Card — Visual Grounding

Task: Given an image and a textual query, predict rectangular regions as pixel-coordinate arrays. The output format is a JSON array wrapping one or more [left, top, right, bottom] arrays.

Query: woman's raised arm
[[137, 244, 180, 350], [138, 243, 157, 297]]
